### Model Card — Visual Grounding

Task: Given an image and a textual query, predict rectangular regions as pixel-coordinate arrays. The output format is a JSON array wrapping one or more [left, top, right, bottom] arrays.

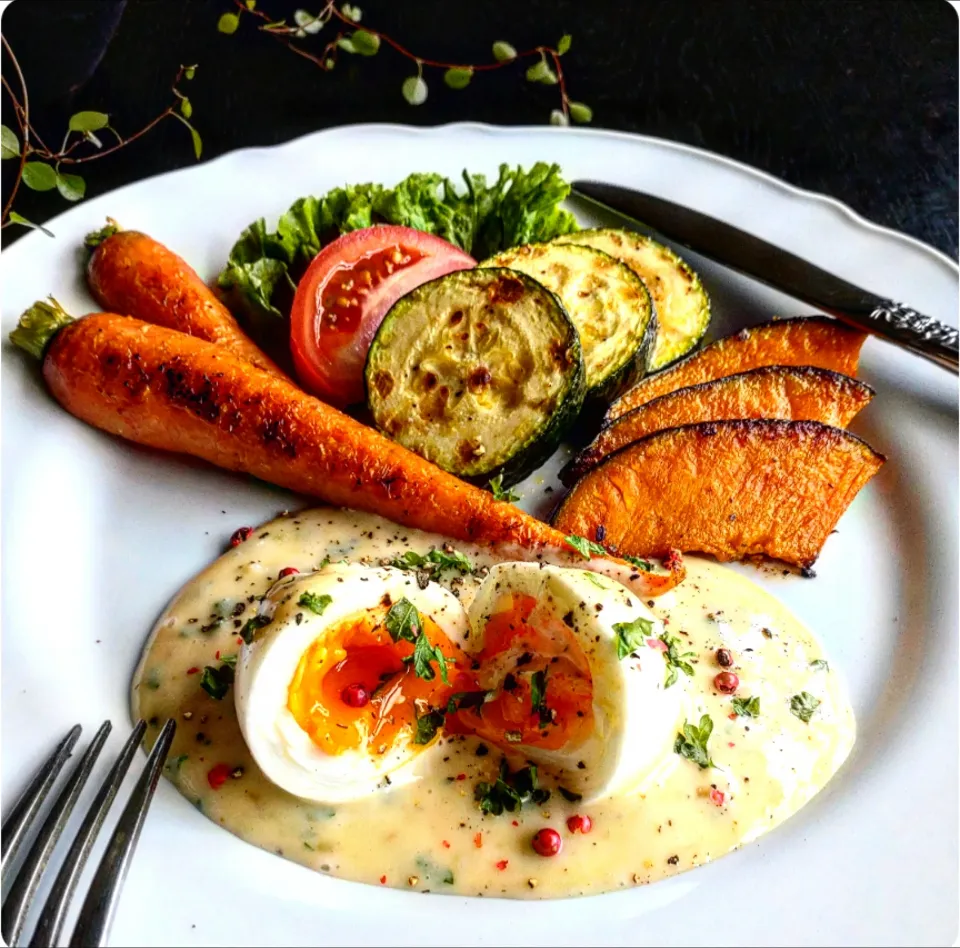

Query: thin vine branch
[[221, 1, 591, 123], [1, 39, 201, 234]]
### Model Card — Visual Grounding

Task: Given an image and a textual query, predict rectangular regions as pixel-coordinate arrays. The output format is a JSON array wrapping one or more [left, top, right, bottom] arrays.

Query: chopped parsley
[[446, 691, 488, 714], [404, 629, 455, 684], [790, 691, 821, 723], [166, 754, 188, 772], [475, 759, 549, 816], [674, 714, 714, 769], [612, 615, 654, 660], [414, 855, 455, 885], [731, 695, 760, 718], [530, 669, 551, 726], [488, 473, 520, 503], [389, 548, 474, 575], [564, 534, 608, 559], [239, 613, 271, 644], [200, 663, 234, 700], [809, 659, 830, 671], [298, 592, 332, 616], [558, 786, 583, 803], [385, 597, 421, 643], [625, 555, 654, 571], [414, 708, 445, 744], [219, 653, 238, 668], [659, 632, 696, 688]]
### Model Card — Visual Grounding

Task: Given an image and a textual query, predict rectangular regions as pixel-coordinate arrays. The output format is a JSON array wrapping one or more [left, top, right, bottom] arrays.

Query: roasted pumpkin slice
[[606, 317, 867, 422], [561, 365, 874, 485], [553, 419, 885, 568], [554, 228, 710, 370], [365, 268, 585, 487], [480, 242, 656, 401]]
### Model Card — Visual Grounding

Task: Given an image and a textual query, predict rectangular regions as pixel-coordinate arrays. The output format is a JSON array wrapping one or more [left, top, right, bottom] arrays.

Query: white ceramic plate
[[2, 124, 957, 947]]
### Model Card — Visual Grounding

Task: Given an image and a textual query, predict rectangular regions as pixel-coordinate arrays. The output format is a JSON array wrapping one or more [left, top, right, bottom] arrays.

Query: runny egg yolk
[[287, 608, 474, 756], [448, 594, 594, 751]]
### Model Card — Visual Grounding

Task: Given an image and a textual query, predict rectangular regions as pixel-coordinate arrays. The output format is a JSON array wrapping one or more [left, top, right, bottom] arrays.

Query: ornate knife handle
[[863, 301, 958, 373]]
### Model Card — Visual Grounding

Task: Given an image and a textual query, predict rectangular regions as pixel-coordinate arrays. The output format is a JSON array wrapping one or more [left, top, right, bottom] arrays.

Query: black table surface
[[2, 0, 957, 257]]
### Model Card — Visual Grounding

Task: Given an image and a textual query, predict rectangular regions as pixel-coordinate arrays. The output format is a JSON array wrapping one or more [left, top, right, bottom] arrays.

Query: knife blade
[[571, 180, 958, 374]]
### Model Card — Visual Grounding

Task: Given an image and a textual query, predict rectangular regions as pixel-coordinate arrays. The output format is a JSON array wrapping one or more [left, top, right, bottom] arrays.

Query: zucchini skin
[[479, 243, 657, 405], [364, 267, 585, 489]]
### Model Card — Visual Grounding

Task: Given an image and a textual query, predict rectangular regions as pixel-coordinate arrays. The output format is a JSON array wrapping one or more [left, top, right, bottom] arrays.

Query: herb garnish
[[298, 592, 333, 616], [387, 598, 455, 683], [674, 715, 714, 769], [731, 695, 760, 718], [659, 632, 696, 688], [529, 669, 551, 726], [414, 708, 445, 745], [488, 473, 520, 503], [414, 855, 455, 885], [239, 614, 271, 645], [809, 659, 830, 671], [557, 786, 583, 803], [475, 759, 550, 816], [612, 615, 654, 660], [390, 548, 474, 575], [385, 597, 421, 642], [564, 534, 607, 559], [446, 691, 488, 715], [790, 692, 821, 724], [626, 555, 654, 571], [200, 663, 235, 700]]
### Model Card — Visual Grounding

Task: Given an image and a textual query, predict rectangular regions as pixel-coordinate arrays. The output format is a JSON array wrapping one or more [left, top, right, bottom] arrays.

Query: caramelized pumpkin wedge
[[553, 419, 885, 568], [561, 366, 874, 485], [605, 317, 867, 422]]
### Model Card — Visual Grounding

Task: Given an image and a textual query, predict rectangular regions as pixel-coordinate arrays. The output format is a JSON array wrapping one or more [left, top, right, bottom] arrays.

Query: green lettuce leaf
[[216, 163, 578, 349]]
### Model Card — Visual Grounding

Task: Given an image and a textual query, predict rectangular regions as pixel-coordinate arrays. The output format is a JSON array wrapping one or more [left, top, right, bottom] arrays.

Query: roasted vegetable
[[84, 224, 291, 381], [606, 317, 867, 422], [365, 269, 585, 487], [11, 299, 683, 600], [553, 419, 884, 568], [480, 243, 656, 401], [562, 366, 874, 485], [554, 228, 709, 370]]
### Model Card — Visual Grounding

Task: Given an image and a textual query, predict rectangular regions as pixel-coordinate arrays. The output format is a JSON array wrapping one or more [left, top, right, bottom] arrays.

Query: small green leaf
[[68, 111, 109, 133], [299, 592, 333, 616], [488, 473, 519, 503], [492, 40, 517, 62], [21, 162, 58, 191], [294, 10, 324, 35], [569, 101, 593, 124], [564, 534, 607, 559], [404, 630, 454, 684], [217, 12, 240, 34], [336, 36, 357, 53], [549, 109, 569, 126], [179, 97, 193, 119], [612, 615, 654, 660], [324, 58, 335, 69], [200, 665, 231, 700], [732, 695, 760, 718], [810, 658, 829, 671], [790, 691, 821, 724], [55, 172, 86, 202], [444, 67, 473, 90], [351, 30, 379, 55], [626, 555, 654, 571], [239, 614, 271, 644], [385, 597, 421, 643], [245, 0, 256, 9], [341, 3, 362, 22], [1, 125, 20, 159], [8, 211, 54, 237], [526, 59, 558, 85], [659, 632, 696, 688], [414, 854, 454, 885], [414, 708, 445, 744], [674, 715, 714, 768], [557, 34, 572, 55], [184, 65, 197, 80], [402, 75, 428, 106], [190, 127, 202, 159]]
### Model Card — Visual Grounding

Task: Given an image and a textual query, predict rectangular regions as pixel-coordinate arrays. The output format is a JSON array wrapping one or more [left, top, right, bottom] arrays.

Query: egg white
[[233, 563, 469, 803], [466, 562, 687, 801]]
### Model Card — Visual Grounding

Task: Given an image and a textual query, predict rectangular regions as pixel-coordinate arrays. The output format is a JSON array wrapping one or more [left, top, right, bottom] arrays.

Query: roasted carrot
[[11, 300, 683, 598], [85, 223, 292, 382]]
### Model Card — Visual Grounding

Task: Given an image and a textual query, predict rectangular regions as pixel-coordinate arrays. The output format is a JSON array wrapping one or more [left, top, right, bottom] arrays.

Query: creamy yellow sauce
[[132, 508, 854, 898]]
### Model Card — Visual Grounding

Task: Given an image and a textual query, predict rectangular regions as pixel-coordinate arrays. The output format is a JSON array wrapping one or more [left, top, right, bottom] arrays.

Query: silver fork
[[1, 719, 176, 947]]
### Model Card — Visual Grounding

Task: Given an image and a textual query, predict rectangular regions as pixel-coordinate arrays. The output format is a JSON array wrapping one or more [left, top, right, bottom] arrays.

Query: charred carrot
[[85, 222, 292, 382], [12, 300, 683, 598]]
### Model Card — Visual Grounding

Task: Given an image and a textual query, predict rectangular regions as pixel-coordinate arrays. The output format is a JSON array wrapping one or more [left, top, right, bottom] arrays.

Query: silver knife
[[571, 181, 959, 374]]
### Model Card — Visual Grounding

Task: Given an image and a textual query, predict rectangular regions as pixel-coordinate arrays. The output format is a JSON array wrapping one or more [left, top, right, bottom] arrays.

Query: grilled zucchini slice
[[480, 243, 656, 402], [554, 229, 710, 370], [365, 268, 585, 487]]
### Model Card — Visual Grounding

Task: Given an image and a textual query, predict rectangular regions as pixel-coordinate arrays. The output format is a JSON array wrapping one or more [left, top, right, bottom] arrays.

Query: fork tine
[[28, 721, 146, 948], [68, 719, 176, 948], [1, 725, 81, 885], [1, 721, 112, 947]]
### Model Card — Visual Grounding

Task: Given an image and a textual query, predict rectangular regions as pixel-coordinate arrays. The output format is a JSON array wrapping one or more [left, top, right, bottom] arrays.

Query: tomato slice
[[290, 225, 475, 407]]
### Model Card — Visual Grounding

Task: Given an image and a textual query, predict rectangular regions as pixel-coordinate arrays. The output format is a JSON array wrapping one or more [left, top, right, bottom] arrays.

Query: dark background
[[2, 0, 957, 255]]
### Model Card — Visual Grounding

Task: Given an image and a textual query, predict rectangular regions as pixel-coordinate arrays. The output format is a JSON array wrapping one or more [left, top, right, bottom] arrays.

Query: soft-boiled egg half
[[233, 563, 474, 802], [454, 563, 686, 800]]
